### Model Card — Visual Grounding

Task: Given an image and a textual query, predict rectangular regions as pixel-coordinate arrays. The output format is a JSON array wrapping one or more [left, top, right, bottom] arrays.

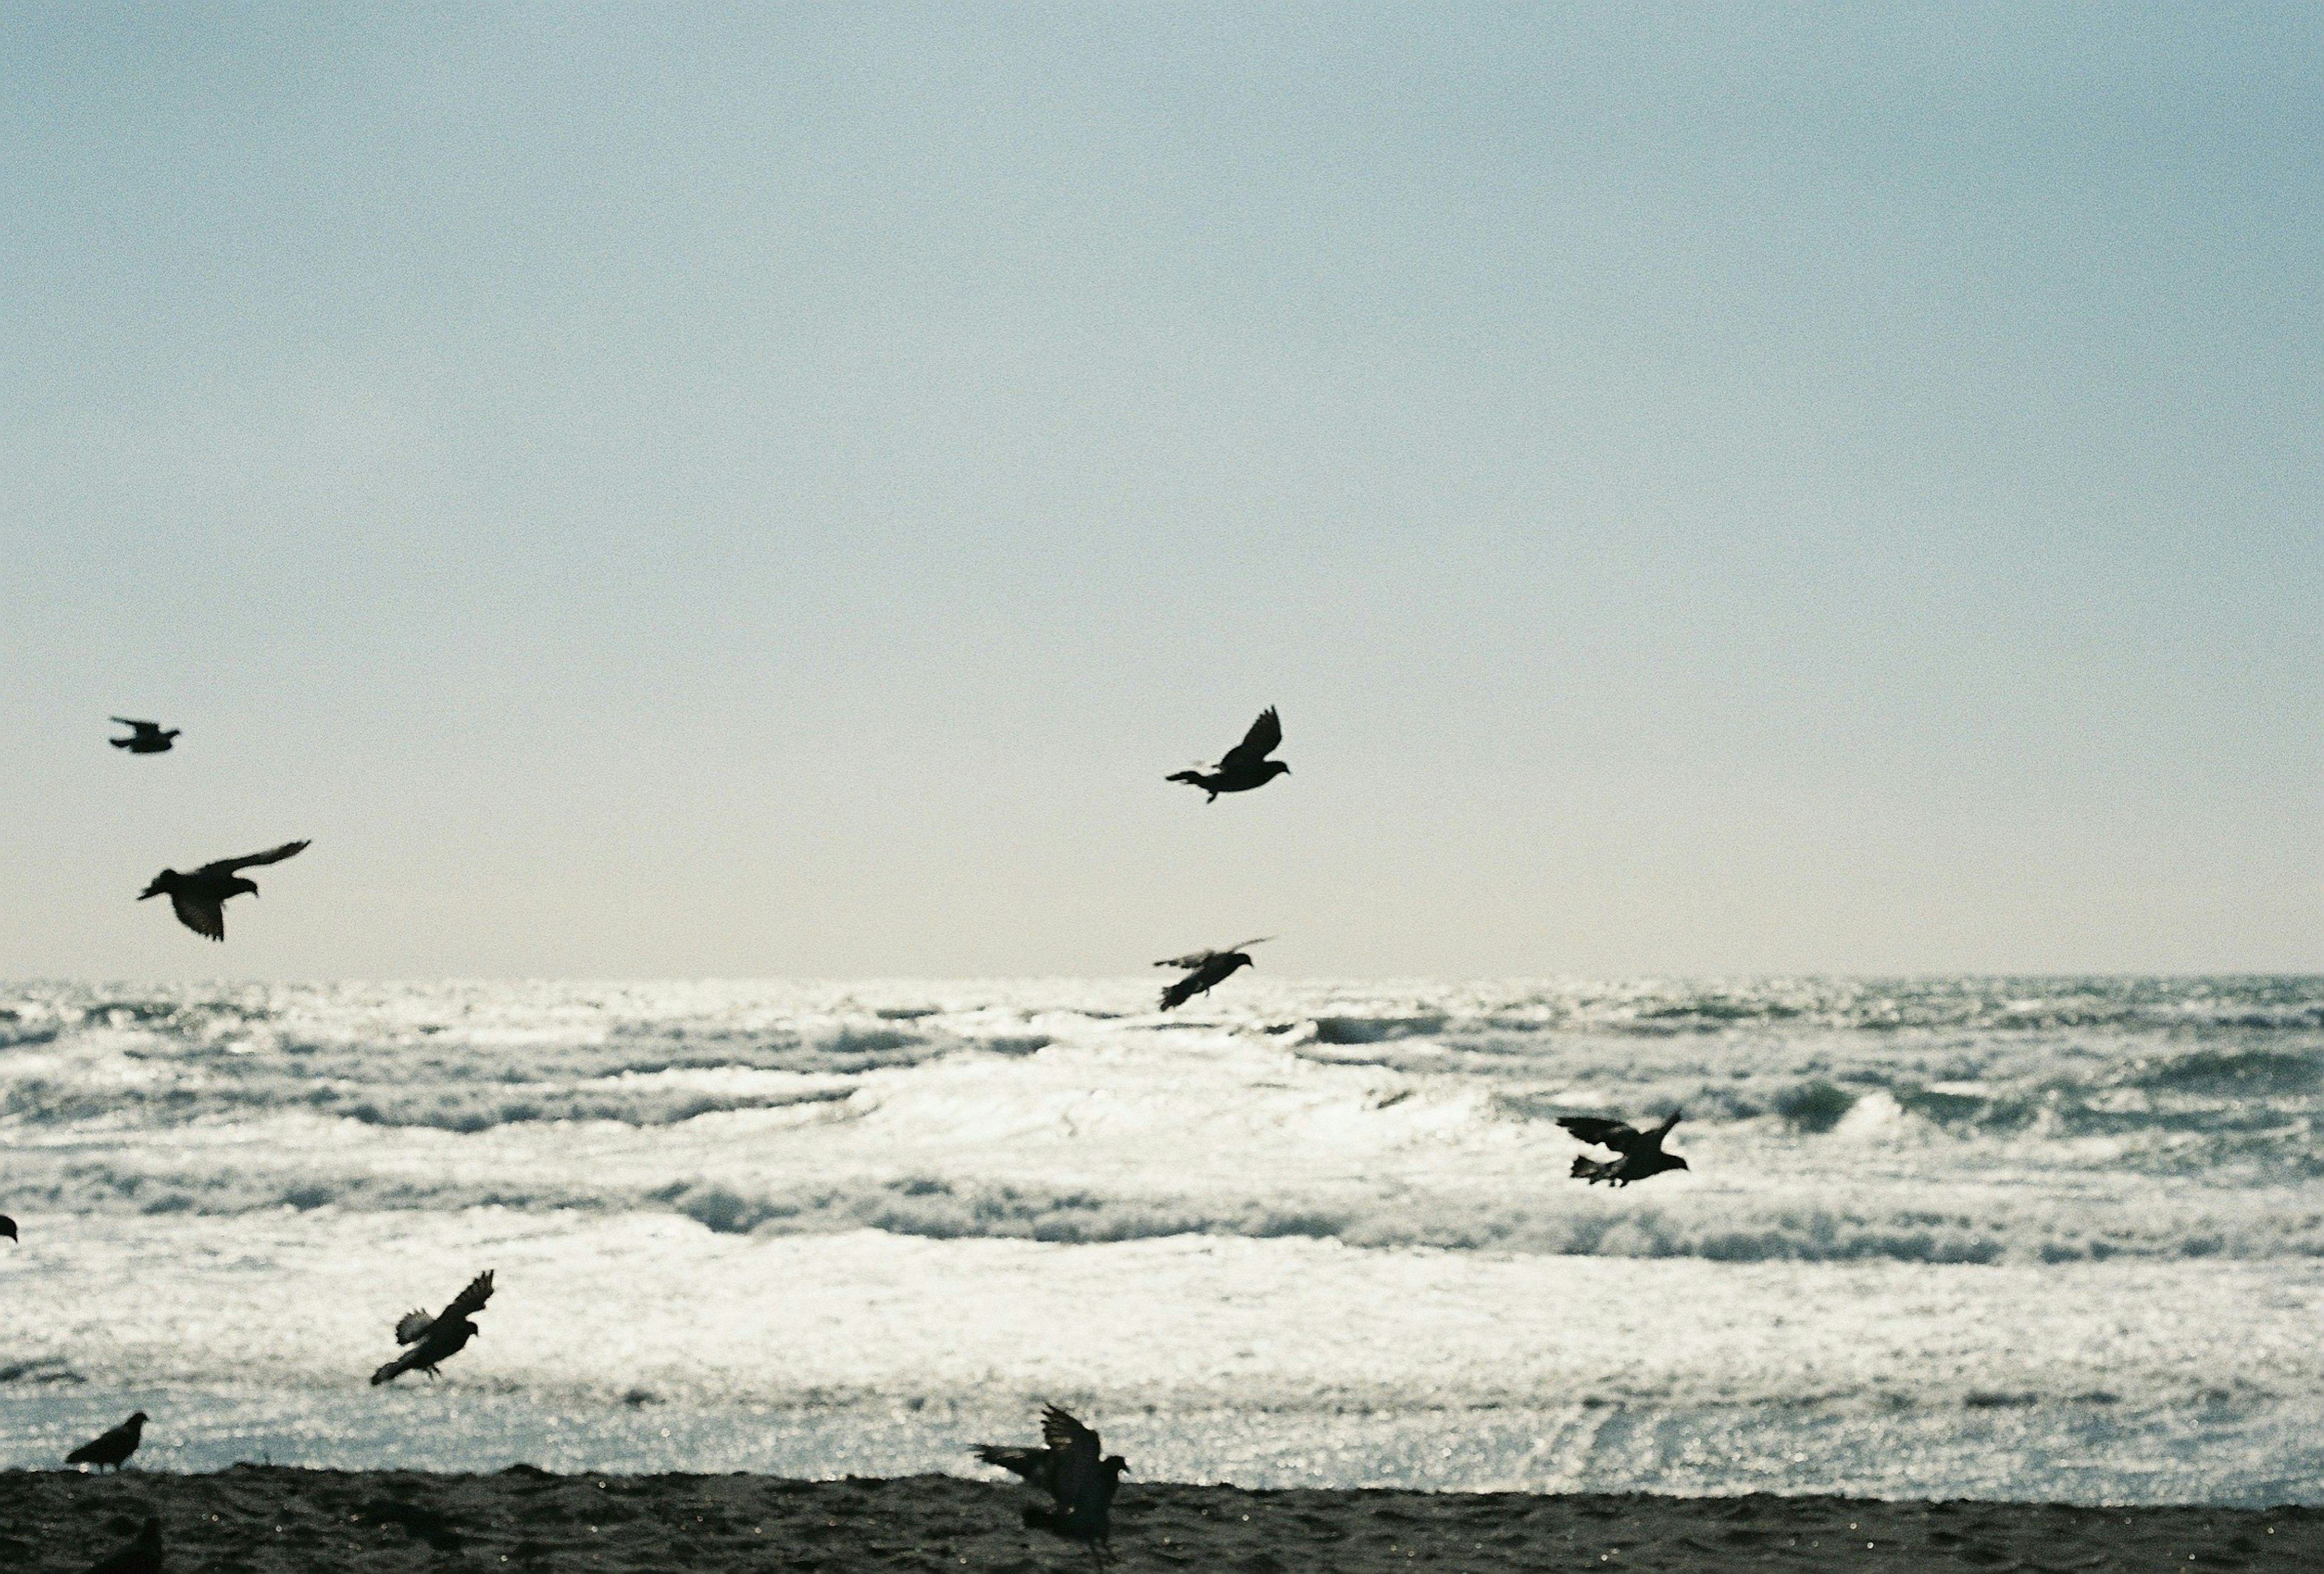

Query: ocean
[[1, 976, 2318, 1504]]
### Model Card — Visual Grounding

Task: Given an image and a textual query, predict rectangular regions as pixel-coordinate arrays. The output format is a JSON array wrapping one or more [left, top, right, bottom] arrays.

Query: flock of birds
[[23, 707, 1692, 1571]]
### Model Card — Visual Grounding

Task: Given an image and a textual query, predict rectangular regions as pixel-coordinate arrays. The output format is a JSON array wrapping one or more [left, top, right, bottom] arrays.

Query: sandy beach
[[1, 1468, 2314, 1572]]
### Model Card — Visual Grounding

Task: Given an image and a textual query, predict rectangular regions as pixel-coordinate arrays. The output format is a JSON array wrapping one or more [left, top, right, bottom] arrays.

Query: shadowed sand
[[0, 1469, 2316, 1572]]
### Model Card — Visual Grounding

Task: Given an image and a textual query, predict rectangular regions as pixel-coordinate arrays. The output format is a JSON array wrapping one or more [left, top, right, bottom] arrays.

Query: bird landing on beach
[[1155, 938, 1271, 1011], [139, 839, 309, 942], [1167, 707, 1289, 802], [973, 1403, 1128, 1569], [1558, 1111, 1690, 1186], [371, 1269, 494, 1385], [82, 1516, 161, 1574], [67, 1412, 147, 1472], [108, 718, 178, 754]]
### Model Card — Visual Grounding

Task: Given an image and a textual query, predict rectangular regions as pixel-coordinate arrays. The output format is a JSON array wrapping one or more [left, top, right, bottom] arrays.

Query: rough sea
[[2, 976, 2318, 1504]]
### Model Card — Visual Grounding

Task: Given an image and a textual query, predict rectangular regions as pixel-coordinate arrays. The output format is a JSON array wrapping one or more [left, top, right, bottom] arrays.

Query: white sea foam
[[1, 976, 2319, 1501]]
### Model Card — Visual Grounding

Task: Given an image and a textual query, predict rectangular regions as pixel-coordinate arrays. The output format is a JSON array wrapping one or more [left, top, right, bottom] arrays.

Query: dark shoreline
[[1, 1467, 2317, 1572]]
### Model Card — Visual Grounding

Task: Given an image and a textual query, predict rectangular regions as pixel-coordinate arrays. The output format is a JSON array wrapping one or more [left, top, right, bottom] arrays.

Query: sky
[[2, 4, 2317, 980]]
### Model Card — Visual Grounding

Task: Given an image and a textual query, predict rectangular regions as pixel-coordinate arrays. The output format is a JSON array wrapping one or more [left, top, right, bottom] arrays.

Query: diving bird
[[973, 1404, 1128, 1569], [82, 1517, 162, 1574], [1167, 707, 1288, 801], [138, 839, 310, 942], [370, 1269, 494, 1385], [109, 718, 179, 755], [1155, 938, 1270, 1011], [67, 1412, 147, 1472], [1557, 1111, 1690, 1187]]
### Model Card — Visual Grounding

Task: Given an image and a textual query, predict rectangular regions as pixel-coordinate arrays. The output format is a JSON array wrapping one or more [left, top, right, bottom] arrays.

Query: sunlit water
[[2, 976, 2319, 1503]]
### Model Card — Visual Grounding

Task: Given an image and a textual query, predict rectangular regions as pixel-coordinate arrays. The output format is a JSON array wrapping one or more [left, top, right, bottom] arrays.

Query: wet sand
[[0, 1467, 2314, 1572]]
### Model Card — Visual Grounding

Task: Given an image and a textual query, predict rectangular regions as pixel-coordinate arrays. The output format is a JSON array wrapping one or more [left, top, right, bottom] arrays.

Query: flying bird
[[1167, 707, 1289, 802], [1557, 1111, 1690, 1187], [82, 1517, 161, 1574], [67, 1412, 147, 1472], [973, 1404, 1128, 1569], [371, 1269, 494, 1385], [138, 839, 310, 942], [1155, 938, 1270, 1011], [109, 718, 179, 755], [1, 1214, 15, 1242]]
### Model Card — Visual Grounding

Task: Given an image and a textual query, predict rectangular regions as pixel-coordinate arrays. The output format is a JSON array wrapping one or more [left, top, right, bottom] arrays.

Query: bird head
[[1672, 1156, 1690, 1172], [227, 876, 260, 899], [462, 1319, 482, 1337], [139, 871, 179, 899], [1265, 760, 1290, 780], [1103, 1455, 1130, 1479], [128, 1411, 149, 1428]]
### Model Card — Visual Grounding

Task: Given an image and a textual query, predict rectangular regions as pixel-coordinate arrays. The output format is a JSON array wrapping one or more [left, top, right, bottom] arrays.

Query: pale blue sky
[[2, 4, 2317, 979]]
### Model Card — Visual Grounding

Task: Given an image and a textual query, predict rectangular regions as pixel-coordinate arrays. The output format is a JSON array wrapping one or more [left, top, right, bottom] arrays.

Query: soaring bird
[[109, 718, 179, 755], [82, 1517, 161, 1574], [371, 1270, 494, 1385], [138, 839, 309, 942], [67, 1412, 147, 1472], [973, 1404, 1128, 1569], [1167, 707, 1289, 802], [1155, 938, 1270, 1011], [1557, 1111, 1690, 1187]]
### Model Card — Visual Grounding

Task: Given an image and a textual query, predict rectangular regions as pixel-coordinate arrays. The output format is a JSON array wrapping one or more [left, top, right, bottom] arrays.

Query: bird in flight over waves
[[82, 1516, 162, 1574], [1155, 938, 1271, 1011], [371, 1269, 494, 1385], [108, 718, 179, 754], [138, 839, 309, 941], [67, 1412, 148, 1472], [1167, 706, 1289, 801], [1557, 1111, 1690, 1186], [974, 1404, 1129, 1569]]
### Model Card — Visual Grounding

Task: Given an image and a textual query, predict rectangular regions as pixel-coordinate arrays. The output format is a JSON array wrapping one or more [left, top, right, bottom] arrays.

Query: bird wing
[[110, 718, 160, 733], [1042, 1405, 1102, 1503], [1557, 1116, 1644, 1152], [441, 1268, 494, 1320], [1219, 707, 1282, 770], [1154, 949, 1219, 970], [393, 1309, 438, 1345], [1158, 973, 1205, 1011], [199, 839, 310, 877], [1646, 1110, 1684, 1148], [169, 892, 226, 941], [973, 1444, 1058, 1493]]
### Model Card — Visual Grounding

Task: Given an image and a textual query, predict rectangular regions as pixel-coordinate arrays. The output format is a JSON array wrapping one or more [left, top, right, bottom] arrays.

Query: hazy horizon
[[5, 5, 2317, 982]]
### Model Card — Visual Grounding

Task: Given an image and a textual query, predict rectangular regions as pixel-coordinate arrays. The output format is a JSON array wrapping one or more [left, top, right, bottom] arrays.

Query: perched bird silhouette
[[1558, 1111, 1690, 1186], [67, 1412, 147, 1472], [81, 1517, 161, 1574], [137, 839, 309, 942], [1155, 938, 1271, 1011], [371, 1270, 494, 1385], [109, 718, 179, 755], [973, 1404, 1128, 1569], [1167, 707, 1289, 802]]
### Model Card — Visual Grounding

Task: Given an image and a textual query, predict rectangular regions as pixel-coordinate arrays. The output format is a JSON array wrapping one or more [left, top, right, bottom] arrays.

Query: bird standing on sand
[[108, 719, 179, 755], [1167, 707, 1289, 802], [138, 839, 309, 942], [973, 1404, 1128, 1569], [1155, 938, 1271, 1011], [81, 1517, 161, 1574], [370, 1269, 494, 1384], [67, 1412, 148, 1472], [1557, 1112, 1690, 1186]]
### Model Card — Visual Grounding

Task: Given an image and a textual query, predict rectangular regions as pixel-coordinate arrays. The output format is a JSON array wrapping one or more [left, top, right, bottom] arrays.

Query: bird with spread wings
[[370, 1270, 495, 1385], [108, 718, 179, 755], [973, 1404, 1129, 1568], [1155, 938, 1271, 1011], [1167, 707, 1290, 802], [138, 839, 310, 942], [1556, 1111, 1691, 1187]]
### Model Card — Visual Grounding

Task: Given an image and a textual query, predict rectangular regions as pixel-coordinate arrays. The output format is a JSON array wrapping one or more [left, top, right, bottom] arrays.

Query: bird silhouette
[[108, 719, 179, 755], [1558, 1111, 1690, 1186], [67, 1412, 147, 1472], [1, 1215, 15, 1242], [1167, 707, 1288, 801], [138, 840, 309, 942], [1155, 939, 1271, 1011], [974, 1404, 1128, 1569], [371, 1270, 494, 1384], [81, 1516, 161, 1574]]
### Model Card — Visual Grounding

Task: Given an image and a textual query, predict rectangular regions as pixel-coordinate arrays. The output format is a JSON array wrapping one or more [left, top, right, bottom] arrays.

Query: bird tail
[[109, 738, 133, 750], [65, 1443, 96, 1464], [1571, 1155, 1618, 1184], [1166, 770, 1207, 788], [370, 1352, 416, 1386], [1024, 1504, 1079, 1535]]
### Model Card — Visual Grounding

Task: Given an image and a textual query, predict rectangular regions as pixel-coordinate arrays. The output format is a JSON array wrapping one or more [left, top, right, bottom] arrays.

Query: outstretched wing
[[1041, 1403, 1100, 1455], [1154, 949, 1218, 971], [442, 1268, 494, 1320], [1557, 1116, 1644, 1153], [1219, 707, 1282, 770], [1041, 1405, 1101, 1504], [169, 892, 226, 941], [1646, 1110, 1684, 1147], [110, 717, 160, 732], [199, 839, 310, 877], [393, 1309, 437, 1345]]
